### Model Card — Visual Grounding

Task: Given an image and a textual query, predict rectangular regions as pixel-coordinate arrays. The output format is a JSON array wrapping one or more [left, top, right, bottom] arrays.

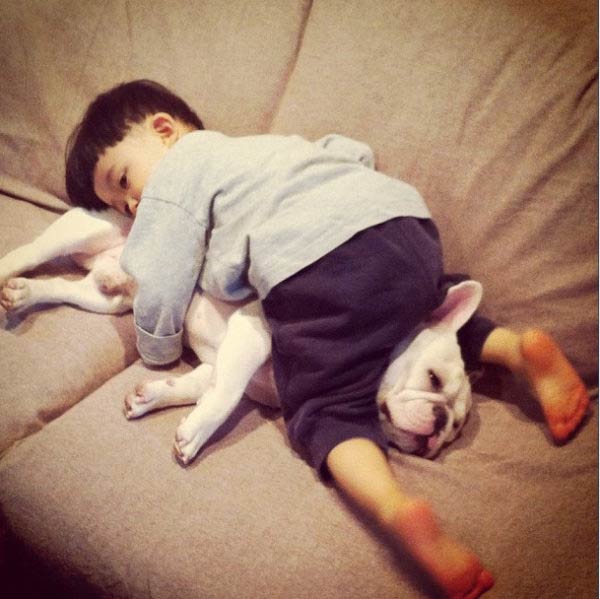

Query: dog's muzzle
[[379, 389, 455, 458]]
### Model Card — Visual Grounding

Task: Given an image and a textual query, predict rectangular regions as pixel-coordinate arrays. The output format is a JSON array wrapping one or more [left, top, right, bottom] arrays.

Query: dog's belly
[[244, 360, 280, 408], [72, 244, 126, 270], [185, 292, 280, 408], [184, 293, 236, 361]]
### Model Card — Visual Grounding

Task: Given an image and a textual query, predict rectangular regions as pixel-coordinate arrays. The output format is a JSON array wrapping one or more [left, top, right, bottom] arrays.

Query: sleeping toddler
[[65, 79, 590, 599]]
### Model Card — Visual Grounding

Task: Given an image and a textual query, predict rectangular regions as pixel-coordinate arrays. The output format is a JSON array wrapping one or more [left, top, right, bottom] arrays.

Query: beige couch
[[0, 1, 597, 598]]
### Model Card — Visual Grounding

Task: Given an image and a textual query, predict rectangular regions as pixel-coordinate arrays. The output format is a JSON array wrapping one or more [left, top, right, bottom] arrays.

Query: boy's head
[[65, 80, 203, 214]]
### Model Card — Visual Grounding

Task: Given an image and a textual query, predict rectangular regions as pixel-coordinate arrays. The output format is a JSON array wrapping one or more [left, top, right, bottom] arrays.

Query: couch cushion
[[0, 191, 137, 455], [0, 358, 596, 598], [0, 0, 310, 199], [271, 0, 598, 384]]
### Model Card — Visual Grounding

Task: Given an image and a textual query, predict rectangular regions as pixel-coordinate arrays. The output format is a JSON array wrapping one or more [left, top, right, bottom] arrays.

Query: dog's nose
[[433, 404, 448, 432]]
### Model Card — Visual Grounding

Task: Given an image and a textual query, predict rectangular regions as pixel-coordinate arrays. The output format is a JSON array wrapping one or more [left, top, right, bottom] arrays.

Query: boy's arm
[[121, 200, 207, 366]]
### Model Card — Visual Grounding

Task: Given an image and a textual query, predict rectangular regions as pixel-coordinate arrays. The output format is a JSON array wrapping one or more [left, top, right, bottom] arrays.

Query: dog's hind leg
[[1, 273, 131, 314], [174, 305, 271, 465], [124, 363, 213, 419], [0, 208, 128, 284]]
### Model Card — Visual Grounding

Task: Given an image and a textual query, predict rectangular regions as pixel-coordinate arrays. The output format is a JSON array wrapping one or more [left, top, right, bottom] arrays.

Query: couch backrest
[[0, 0, 597, 384], [0, 0, 311, 199], [271, 0, 598, 383]]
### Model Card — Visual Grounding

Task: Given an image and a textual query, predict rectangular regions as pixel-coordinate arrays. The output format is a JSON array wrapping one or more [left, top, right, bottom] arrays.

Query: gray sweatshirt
[[121, 131, 431, 365]]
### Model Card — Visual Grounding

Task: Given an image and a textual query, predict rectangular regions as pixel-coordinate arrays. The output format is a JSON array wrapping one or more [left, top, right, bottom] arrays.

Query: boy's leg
[[326, 438, 494, 599], [479, 327, 590, 443], [264, 219, 493, 597], [445, 267, 590, 442]]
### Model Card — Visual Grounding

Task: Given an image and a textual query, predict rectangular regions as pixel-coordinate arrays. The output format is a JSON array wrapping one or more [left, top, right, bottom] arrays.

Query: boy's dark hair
[[65, 79, 204, 210]]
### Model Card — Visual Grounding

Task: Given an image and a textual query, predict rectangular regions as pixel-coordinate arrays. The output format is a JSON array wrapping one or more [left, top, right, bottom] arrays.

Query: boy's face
[[93, 113, 182, 217]]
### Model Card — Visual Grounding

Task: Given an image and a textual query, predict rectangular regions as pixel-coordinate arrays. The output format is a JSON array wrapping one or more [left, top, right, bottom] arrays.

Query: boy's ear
[[149, 113, 179, 146]]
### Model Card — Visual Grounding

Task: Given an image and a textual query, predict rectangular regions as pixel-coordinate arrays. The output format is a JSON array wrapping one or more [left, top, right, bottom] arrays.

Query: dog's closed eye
[[428, 370, 442, 391], [379, 402, 391, 420]]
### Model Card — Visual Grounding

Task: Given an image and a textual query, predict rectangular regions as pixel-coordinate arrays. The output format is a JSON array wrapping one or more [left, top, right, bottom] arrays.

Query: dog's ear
[[429, 280, 483, 332]]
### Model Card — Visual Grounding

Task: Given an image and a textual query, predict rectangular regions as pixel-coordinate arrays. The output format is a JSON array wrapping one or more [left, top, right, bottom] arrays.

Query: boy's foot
[[520, 329, 590, 443], [393, 499, 494, 598]]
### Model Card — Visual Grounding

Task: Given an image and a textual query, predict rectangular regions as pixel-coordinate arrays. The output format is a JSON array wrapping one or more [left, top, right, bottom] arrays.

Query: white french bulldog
[[377, 282, 482, 457], [0, 207, 482, 463]]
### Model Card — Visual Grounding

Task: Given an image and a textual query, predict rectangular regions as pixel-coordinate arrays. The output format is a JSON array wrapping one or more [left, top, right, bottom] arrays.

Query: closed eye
[[428, 369, 442, 391]]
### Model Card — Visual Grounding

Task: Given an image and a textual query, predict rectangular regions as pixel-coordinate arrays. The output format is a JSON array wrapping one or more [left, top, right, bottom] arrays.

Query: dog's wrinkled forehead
[[378, 280, 483, 457], [377, 327, 473, 458]]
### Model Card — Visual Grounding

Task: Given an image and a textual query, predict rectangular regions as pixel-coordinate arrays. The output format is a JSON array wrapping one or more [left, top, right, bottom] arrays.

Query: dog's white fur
[[0, 207, 482, 463]]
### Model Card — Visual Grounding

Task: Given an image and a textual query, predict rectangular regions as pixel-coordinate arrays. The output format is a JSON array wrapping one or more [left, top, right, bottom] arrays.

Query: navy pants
[[262, 217, 495, 475]]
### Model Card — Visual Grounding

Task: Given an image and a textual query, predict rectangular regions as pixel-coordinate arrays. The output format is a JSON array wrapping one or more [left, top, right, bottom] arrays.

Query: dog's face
[[377, 327, 472, 458], [376, 280, 483, 458]]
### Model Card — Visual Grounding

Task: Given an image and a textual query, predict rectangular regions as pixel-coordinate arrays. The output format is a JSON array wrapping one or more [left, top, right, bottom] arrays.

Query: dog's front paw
[[0, 257, 22, 288], [0, 278, 34, 311], [173, 410, 214, 466], [124, 385, 152, 420], [124, 375, 201, 419], [174, 419, 201, 466], [124, 379, 175, 419]]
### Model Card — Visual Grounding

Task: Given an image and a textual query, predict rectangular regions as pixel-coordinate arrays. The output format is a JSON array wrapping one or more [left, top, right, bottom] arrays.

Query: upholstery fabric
[[0, 192, 137, 455], [272, 0, 598, 383], [0, 1, 597, 598], [0, 0, 311, 198], [0, 359, 596, 598]]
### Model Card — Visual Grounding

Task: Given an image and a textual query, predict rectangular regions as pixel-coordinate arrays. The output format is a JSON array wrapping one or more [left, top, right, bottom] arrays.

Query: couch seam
[[265, 0, 314, 132], [0, 178, 68, 214]]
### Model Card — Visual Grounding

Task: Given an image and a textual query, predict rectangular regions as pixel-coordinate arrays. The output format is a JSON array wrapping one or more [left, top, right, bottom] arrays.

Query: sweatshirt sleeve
[[120, 198, 207, 366], [314, 134, 376, 169]]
